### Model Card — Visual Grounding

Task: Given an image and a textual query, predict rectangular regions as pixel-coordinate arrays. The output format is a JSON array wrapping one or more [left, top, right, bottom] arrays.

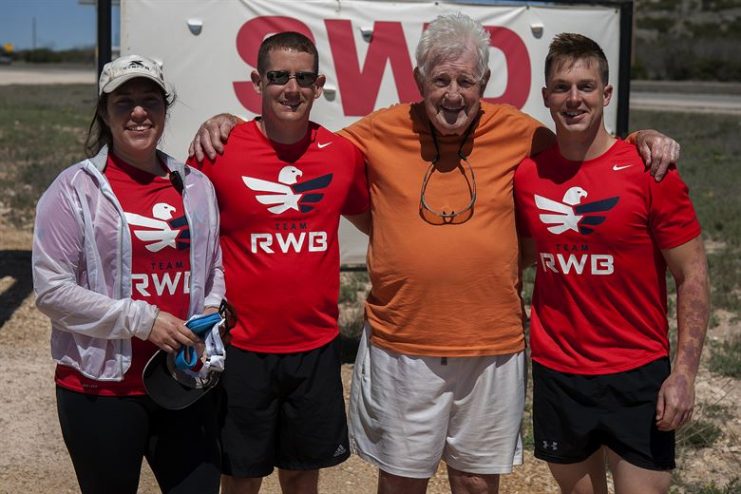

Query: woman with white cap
[[32, 54, 223, 493]]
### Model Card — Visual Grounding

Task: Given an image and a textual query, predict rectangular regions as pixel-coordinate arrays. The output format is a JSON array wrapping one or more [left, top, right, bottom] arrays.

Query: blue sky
[[1, 0, 119, 51]]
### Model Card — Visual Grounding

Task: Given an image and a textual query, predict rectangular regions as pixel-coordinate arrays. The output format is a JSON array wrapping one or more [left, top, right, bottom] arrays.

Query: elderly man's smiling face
[[415, 45, 489, 136]]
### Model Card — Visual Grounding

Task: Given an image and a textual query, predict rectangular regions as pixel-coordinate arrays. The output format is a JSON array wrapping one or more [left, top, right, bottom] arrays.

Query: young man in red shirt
[[190, 32, 369, 494], [514, 34, 709, 494]]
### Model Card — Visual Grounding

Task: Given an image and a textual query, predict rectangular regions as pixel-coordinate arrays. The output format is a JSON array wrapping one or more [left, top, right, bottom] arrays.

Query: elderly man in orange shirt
[[190, 13, 679, 494]]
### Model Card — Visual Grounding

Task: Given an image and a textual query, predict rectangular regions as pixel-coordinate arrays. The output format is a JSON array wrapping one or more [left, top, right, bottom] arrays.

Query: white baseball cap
[[98, 54, 167, 95]]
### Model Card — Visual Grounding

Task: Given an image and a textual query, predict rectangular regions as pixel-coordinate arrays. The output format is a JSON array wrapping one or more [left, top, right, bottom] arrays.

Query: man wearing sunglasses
[[190, 14, 680, 494], [188, 32, 369, 494]]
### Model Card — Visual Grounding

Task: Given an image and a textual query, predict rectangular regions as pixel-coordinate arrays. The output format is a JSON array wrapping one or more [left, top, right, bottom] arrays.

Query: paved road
[[0, 64, 96, 85], [630, 90, 741, 115], [2, 64, 740, 115]]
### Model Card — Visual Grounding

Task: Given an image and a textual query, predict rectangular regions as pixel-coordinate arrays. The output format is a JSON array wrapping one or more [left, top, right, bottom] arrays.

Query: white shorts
[[349, 326, 526, 479]]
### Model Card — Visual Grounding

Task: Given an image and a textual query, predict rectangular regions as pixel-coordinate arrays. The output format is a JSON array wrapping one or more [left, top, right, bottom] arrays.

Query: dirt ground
[[0, 223, 738, 493]]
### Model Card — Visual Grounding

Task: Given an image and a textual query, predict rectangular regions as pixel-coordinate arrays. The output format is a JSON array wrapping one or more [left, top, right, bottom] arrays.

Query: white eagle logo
[[125, 203, 181, 252], [535, 186, 619, 235], [242, 165, 333, 215]]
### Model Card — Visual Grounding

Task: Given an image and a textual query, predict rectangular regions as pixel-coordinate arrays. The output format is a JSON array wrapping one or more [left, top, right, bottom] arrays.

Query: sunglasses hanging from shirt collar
[[419, 118, 478, 225]]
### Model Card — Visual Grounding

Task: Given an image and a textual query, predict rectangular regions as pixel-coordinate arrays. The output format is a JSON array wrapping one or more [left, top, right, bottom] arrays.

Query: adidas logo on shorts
[[333, 444, 347, 457]]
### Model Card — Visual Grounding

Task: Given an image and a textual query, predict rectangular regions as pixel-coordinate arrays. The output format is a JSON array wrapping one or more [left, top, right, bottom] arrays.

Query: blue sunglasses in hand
[[175, 312, 223, 370]]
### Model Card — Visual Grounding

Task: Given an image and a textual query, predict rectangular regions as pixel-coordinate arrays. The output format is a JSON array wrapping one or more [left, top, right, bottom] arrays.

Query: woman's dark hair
[[84, 82, 175, 158]]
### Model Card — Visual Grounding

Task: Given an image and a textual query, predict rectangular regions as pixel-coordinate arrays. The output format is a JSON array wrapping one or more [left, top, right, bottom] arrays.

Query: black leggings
[[56, 386, 220, 494]]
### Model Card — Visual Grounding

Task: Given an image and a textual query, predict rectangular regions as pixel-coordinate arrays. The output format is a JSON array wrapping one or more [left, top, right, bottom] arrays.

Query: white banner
[[121, 0, 622, 265]]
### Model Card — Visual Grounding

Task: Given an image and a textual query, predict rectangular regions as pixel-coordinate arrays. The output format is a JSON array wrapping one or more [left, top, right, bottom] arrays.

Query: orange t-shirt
[[340, 102, 546, 357]]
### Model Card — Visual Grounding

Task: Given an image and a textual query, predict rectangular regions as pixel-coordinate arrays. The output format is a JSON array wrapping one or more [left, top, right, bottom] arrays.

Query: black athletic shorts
[[219, 337, 350, 477], [532, 358, 675, 471]]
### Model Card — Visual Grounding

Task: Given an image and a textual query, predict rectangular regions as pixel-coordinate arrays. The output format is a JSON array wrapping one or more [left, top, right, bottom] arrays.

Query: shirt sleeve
[[32, 169, 158, 341], [648, 165, 702, 249], [194, 169, 225, 309], [337, 114, 375, 156], [498, 105, 553, 157]]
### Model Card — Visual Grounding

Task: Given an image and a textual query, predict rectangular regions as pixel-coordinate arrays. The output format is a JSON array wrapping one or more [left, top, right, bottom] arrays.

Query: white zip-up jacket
[[32, 147, 224, 381]]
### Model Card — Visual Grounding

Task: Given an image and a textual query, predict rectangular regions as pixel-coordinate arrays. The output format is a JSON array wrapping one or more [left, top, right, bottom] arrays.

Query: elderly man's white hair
[[415, 12, 490, 79]]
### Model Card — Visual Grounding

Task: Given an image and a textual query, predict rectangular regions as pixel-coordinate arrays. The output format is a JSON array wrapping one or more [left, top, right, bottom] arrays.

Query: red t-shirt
[[514, 140, 701, 374], [55, 153, 191, 395], [190, 120, 369, 353]]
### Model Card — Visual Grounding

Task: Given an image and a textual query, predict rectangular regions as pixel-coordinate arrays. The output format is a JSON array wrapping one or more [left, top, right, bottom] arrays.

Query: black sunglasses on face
[[265, 70, 319, 87]]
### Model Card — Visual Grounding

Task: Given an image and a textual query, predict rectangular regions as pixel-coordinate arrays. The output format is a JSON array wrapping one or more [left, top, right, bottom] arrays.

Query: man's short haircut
[[416, 12, 490, 80], [545, 33, 609, 85], [257, 31, 319, 74]]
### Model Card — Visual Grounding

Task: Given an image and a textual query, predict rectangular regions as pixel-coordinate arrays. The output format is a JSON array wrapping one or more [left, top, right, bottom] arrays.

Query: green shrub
[[701, 403, 732, 421], [637, 16, 675, 34], [338, 271, 369, 304], [677, 418, 722, 449], [708, 335, 741, 378], [703, 0, 741, 10], [340, 313, 365, 341]]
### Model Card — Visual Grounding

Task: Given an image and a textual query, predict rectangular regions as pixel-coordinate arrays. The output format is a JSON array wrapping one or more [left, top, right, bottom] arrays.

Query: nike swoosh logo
[[317, 142, 333, 149], [612, 164, 632, 171]]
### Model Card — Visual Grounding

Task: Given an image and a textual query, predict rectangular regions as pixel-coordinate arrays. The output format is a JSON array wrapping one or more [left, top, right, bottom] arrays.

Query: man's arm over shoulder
[[186, 121, 248, 171], [524, 118, 680, 174], [514, 97, 681, 179], [625, 129, 681, 181], [188, 113, 245, 162], [655, 236, 709, 431]]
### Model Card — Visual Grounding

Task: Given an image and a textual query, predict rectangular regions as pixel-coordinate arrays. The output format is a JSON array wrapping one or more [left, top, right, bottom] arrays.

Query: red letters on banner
[[482, 26, 530, 109], [234, 16, 531, 115], [326, 20, 419, 116]]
